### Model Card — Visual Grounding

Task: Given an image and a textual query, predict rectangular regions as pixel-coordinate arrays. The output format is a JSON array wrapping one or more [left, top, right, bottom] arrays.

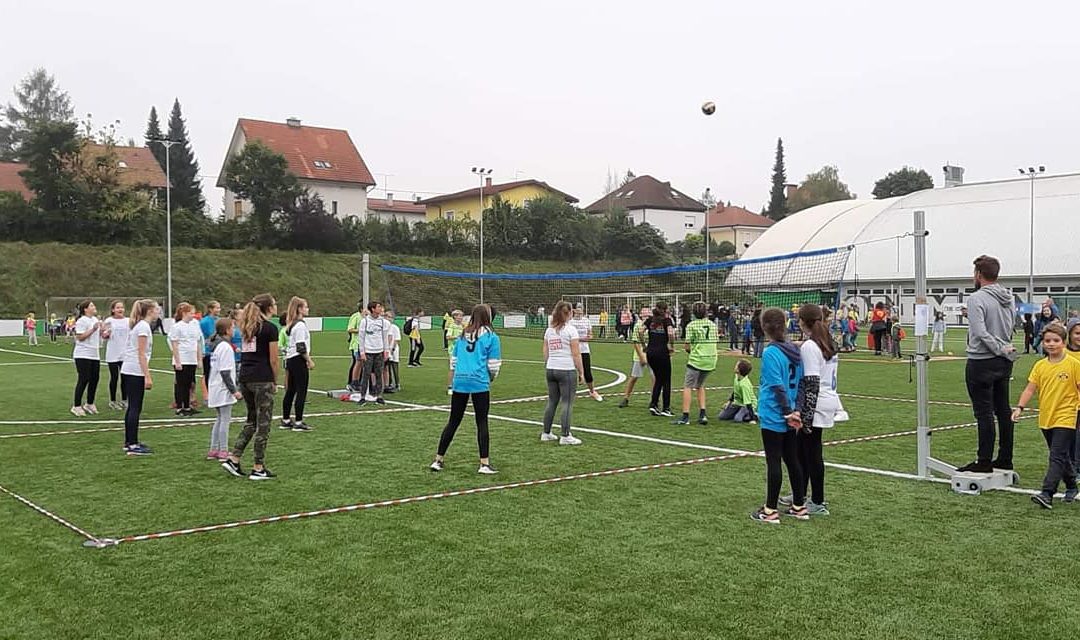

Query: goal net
[[45, 295, 165, 323], [382, 246, 852, 342]]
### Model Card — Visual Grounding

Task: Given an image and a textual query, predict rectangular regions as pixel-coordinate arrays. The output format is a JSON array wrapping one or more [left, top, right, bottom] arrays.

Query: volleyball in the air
[[701, 101, 716, 116]]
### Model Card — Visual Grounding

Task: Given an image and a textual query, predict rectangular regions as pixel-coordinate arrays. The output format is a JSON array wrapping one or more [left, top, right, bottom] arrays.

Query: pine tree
[[0, 68, 74, 161], [144, 106, 166, 170], [766, 137, 787, 221], [165, 99, 205, 212]]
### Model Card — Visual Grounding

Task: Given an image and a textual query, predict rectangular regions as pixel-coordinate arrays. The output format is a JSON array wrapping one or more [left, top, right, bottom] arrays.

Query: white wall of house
[[307, 181, 368, 219], [732, 226, 767, 256], [629, 208, 705, 242]]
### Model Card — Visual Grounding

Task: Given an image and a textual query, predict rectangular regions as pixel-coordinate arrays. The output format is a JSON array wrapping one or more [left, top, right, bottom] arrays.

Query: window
[[332, 200, 338, 216], [624, 190, 634, 198], [313, 160, 333, 169], [117, 161, 128, 169], [445, 210, 454, 221], [683, 215, 696, 229], [233, 200, 243, 217]]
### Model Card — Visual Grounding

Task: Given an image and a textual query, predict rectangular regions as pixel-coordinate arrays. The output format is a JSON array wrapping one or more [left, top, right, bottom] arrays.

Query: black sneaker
[[375, 397, 386, 405], [279, 419, 294, 430], [990, 459, 1014, 470], [1063, 488, 1078, 503], [221, 458, 244, 477], [659, 409, 674, 418], [356, 399, 367, 407], [1031, 493, 1053, 510], [957, 460, 994, 473], [291, 421, 312, 432], [698, 415, 709, 426], [384, 387, 397, 394], [429, 459, 443, 472], [249, 467, 275, 481], [649, 406, 661, 416], [617, 398, 629, 408]]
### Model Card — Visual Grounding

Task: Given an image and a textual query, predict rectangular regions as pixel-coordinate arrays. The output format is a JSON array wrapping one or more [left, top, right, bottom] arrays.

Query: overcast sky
[[5, 1, 1079, 214]]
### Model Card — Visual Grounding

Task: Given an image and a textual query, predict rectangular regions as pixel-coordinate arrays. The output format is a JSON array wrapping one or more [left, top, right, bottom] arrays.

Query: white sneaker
[[108, 401, 119, 410], [540, 432, 559, 442], [477, 464, 498, 475], [446, 387, 453, 396], [559, 434, 583, 446], [364, 394, 378, 402], [83, 404, 98, 415], [70, 406, 86, 417], [590, 391, 604, 402], [119, 400, 128, 410]]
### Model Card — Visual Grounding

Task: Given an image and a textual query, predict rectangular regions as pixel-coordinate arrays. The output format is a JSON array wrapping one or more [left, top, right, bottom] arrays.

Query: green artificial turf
[[0, 330, 1074, 640]]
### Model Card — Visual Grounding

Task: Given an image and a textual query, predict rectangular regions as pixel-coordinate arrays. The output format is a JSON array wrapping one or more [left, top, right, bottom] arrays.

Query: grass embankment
[[0, 242, 631, 317]]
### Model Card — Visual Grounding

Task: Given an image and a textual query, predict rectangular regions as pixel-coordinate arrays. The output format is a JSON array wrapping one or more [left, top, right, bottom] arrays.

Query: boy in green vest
[[674, 302, 718, 425]]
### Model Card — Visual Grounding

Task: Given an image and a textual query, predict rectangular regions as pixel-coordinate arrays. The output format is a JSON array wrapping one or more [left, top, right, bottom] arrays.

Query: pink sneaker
[[206, 450, 219, 460], [216, 450, 230, 460]]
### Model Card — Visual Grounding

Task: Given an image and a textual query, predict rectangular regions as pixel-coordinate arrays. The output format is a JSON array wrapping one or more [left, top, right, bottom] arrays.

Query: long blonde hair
[[549, 301, 572, 330], [239, 294, 275, 341], [286, 296, 307, 332], [129, 299, 158, 328]]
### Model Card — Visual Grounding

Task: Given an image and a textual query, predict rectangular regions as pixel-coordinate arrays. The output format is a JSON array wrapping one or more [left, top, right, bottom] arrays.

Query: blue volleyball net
[[382, 246, 852, 342]]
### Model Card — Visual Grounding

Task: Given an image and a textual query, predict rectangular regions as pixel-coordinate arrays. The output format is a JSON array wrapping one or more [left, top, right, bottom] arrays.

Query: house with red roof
[[0, 162, 33, 201], [704, 204, 774, 256], [217, 117, 375, 220], [583, 175, 706, 242], [366, 194, 426, 226], [0, 145, 168, 204]]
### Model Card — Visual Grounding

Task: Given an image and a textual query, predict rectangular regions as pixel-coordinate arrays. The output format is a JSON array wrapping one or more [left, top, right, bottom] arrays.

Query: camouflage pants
[[233, 381, 276, 465]]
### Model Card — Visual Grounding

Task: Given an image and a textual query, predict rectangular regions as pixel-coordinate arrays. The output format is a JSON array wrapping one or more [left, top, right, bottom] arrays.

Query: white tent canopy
[[742, 173, 1080, 283]]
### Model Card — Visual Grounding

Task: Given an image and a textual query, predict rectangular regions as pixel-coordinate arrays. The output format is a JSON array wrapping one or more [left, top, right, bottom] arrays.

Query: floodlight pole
[[1019, 166, 1044, 303], [914, 210, 931, 477], [471, 167, 492, 304], [703, 188, 711, 299], [148, 137, 178, 315]]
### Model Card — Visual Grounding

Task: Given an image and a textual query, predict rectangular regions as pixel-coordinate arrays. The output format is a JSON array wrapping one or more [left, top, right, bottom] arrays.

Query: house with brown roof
[[217, 117, 375, 220], [584, 175, 706, 242], [366, 194, 426, 226], [0, 145, 168, 204], [418, 178, 578, 221], [704, 204, 774, 257]]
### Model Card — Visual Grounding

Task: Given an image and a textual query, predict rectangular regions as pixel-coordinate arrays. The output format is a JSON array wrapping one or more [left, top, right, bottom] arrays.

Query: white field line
[[0, 360, 69, 366]]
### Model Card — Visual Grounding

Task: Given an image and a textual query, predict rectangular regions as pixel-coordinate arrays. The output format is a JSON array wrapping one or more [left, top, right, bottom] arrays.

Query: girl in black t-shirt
[[645, 302, 676, 417]]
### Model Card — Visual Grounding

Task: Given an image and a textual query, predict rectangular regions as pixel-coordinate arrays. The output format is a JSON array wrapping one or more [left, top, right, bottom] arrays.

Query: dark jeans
[[282, 357, 309, 422], [1040, 428, 1078, 496], [872, 328, 887, 354], [797, 427, 825, 505], [347, 351, 358, 387], [762, 428, 804, 510], [174, 364, 197, 409], [121, 374, 145, 446], [437, 391, 491, 459], [73, 358, 100, 406], [408, 337, 424, 365], [965, 357, 1014, 464], [753, 337, 764, 358], [646, 352, 672, 410], [107, 361, 126, 402]]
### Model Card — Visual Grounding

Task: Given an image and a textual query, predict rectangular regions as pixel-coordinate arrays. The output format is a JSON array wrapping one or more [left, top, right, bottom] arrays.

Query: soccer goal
[[44, 295, 165, 322], [382, 247, 853, 342]]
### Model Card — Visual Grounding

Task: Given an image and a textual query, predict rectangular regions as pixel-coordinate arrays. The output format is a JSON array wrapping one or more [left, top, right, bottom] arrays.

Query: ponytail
[[239, 293, 275, 341], [798, 303, 836, 360]]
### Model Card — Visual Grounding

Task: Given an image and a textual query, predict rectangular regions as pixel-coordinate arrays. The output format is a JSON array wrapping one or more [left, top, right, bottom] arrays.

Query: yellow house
[[705, 205, 774, 257], [420, 178, 578, 220]]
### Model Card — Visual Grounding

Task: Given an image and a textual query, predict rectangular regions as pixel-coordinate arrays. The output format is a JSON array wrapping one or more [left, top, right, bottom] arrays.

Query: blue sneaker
[[124, 443, 153, 456]]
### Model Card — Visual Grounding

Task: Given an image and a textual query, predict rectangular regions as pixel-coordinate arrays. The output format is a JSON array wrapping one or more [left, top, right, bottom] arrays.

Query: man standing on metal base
[[958, 255, 1019, 473]]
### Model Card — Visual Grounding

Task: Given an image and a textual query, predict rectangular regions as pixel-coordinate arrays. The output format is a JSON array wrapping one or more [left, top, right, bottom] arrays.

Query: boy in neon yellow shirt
[[445, 309, 464, 395], [674, 302, 718, 425]]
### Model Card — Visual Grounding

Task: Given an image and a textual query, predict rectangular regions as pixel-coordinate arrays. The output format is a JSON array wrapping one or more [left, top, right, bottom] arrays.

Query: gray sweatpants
[[211, 404, 232, 451], [359, 352, 385, 398], [543, 368, 577, 437]]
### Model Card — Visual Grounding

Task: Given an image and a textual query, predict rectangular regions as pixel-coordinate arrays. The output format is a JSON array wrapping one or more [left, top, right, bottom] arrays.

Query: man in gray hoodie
[[959, 255, 1018, 473]]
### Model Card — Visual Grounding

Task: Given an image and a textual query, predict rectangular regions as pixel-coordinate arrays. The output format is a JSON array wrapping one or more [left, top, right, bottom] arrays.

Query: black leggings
[[797, 427, 825, 505], [173, 364, 197, 409], [282, 357, 310, 422], [122, 374, 145, 446], [437, 391, 491, 459], [409, 338, 424, 365], [762, 428, 805, 510], [872, 328, 887, 354], [581, 353, 594, 384], [646, 352, 672, 410], [107, 361, 126, 402], [73, 358, 100, 406]]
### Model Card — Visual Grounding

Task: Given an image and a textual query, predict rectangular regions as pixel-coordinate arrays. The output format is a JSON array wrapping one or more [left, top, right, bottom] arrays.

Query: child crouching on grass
[[207, 318, 242, 460], [1013, 323, 1079, 509], [718, 359, 757, 423], [750, 308, 808, 524]]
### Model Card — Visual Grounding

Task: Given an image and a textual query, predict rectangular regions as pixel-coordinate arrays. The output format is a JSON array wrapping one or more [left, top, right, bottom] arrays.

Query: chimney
[[386, 192, 394, 207], [942, 164, 964, 188], [485, 177, 493, 188], [414, 194, 421, 203], [785, 183, 798, 199], [286, 117, 301, 128]]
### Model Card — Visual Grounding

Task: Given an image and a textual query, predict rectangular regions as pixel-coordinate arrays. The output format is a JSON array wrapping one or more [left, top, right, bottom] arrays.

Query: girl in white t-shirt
[[385, 311, 402, 392], [71, 299, 102, 416], [541, 301, 585, 445], [207, 317, 242, 460], [282, 297, 315, 431], [121, 299, 159, 456], [570, 304, 603, 402], [789, 304, 840, 515], [101, 300, 130, 411], [168, 303, 203, 417]]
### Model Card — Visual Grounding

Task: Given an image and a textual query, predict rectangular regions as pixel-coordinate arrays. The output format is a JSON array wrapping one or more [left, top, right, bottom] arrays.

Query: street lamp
[[471, 167, 493, 304], [148, 137, 179, 315], [1018, 165, 1045, 304]]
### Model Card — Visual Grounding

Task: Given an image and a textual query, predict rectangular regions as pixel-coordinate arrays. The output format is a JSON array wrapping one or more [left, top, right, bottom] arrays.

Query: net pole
[[914, 210, 931, 477], [362, 253, 370, 310]]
